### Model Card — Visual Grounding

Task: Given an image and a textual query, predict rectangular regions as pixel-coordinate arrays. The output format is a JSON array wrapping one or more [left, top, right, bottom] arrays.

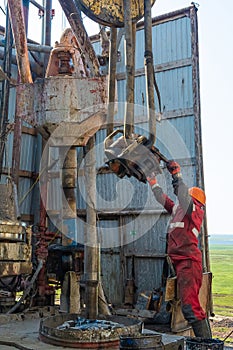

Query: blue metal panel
[[101, 250, 123, 305], [98, 220, 123, 304], [134, 257, 164, 293], [62, 218, 78, 245], [47, 177, 62, 211], [115, 66, 193, 121], [8, 86, 16, 122], [135, 17, 191, 70], [97, 220, 121, 251], [116, 35, 126, 74], [2, 132, 13, 169], [91, 41, 102, 56], [154, 116, 196, 160], [77, 175, 86, 210], [18, 177, 33, 215], [95, 129, 107, 167], [157, 66, 193, 111], [20, 133, 37, 171], [123, 214, 168, 254]]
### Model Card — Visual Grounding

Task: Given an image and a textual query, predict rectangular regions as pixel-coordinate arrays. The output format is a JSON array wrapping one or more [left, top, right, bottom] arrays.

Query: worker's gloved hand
[[167, 161, 181, 175], [172, 177, 179, 195], [172, 176, 184, 195], [147, 172, 157, 187]]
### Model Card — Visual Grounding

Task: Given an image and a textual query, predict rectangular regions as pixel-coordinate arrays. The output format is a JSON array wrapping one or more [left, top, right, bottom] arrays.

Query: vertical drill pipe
[[60, 146, 77, 245], [41, 0, 52, 72], [106, 27, 117, 136], [58, 0, 100, 77], [0, 8, 12, 175], [123, 0, 135, 138], [84, 136, 98, 319], [7, 0, 32, 83], [37, 139, 49, 298], [45, 0, 52, 46], [144, 0, 156, 144], [61, 147, 77, 215]]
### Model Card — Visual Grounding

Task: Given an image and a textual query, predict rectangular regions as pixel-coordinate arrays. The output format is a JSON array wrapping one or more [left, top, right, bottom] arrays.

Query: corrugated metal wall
[[0, 32, 42, 225], [90, 6, 204, 305], [0, 6, 205, 305]]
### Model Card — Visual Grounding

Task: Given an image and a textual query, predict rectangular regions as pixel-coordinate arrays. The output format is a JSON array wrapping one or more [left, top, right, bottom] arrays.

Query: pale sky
[[152, 2, 233, 236], [0, 0, 232, 235]]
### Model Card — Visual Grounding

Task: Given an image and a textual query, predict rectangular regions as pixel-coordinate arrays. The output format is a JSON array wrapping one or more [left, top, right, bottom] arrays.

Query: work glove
[[172, 177, 180, 196], [147, 172, 157, 187], [167, 161, 181, 176]]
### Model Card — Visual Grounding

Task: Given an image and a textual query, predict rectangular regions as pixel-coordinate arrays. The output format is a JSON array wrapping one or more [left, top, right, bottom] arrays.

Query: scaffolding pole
[[84, 137, 98, 319]]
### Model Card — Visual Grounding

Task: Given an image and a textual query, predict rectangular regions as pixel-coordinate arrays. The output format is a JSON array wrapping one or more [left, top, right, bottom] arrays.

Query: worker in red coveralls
[[147, 160, 212, 338]]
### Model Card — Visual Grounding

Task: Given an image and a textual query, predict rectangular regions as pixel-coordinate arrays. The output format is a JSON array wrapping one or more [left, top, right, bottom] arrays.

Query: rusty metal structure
[[0, 0, 212, 348]]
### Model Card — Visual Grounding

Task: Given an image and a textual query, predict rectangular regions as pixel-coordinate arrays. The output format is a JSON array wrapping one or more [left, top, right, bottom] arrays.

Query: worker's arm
[[167, 161, 193, 215], [147, 174, 174, 214]]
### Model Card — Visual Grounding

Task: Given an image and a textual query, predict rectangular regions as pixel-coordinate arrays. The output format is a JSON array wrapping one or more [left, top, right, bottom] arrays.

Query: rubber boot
[[191, 318, 212, 338]]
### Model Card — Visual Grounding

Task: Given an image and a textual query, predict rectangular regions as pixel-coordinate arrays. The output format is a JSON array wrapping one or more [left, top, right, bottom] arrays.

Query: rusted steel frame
[[123, 0, 135, 138], [0, 40, 52, 53], [107, 27, 117, 136], [7, 0, 32, 83], [36, 139, 50, 299], [144, 0, 156, 144], [11, 0, 32, 187], [84, 136, 98, 319], [58, 0, 100, 77], [190, 5, 213, 316], [0, 8, 12, 175], [190, 4, 208, 268], [7, 259, 43, 314]]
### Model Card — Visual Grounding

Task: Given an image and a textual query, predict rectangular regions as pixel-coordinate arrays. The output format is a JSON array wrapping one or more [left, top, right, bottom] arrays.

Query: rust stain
[[79, 0, 155, 26]]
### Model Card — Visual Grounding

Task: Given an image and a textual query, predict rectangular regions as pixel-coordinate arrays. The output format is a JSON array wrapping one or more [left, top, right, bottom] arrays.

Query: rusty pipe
[[144, 0, 156, 145], [7, 0, 33, 83], [45, 0, 52, 46], [123, 0, 135, 139], [107, 27, 117, 136], [84, 137, 98, 319]]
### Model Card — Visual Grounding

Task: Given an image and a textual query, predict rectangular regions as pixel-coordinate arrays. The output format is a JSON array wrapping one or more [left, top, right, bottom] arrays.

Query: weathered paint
[[7, 0, 32, 83], [0, 242, 31, 261], [87, 5, 207, 306], [0, 261, 32, 277], [78, 0, 155, 27], [0, 5, 207, 317], [15, 76, 107, 140], [39, 314, 142, 348]]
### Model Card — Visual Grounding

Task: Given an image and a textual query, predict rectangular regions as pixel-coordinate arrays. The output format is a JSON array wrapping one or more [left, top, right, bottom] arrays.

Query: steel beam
[[7, 0, 32, 83]]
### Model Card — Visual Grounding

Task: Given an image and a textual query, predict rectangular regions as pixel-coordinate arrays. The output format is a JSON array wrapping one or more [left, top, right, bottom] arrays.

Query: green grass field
[[209, 244, 233, 317]]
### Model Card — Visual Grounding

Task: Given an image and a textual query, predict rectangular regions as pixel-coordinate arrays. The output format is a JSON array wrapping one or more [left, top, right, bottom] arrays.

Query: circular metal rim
[[39, 333, 120, 348], [39, 314, 142, 348], [78, 0, 156, 28]]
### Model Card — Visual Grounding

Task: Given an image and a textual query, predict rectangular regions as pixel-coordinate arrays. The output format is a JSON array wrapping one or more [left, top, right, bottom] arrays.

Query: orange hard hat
[[189, 187, 206, 205]]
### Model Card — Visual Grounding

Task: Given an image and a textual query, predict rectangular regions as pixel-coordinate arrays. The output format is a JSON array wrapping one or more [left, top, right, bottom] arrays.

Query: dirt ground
[[210, 315, 233, 347], [0, 310, 232, 349]]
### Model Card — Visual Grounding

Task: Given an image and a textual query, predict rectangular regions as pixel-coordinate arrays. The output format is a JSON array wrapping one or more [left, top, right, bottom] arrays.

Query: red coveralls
[[152, 184, 206, 323]]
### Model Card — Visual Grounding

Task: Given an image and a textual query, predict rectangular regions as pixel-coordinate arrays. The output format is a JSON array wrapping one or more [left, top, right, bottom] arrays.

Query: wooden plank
[[115, 308, 156, 319]]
